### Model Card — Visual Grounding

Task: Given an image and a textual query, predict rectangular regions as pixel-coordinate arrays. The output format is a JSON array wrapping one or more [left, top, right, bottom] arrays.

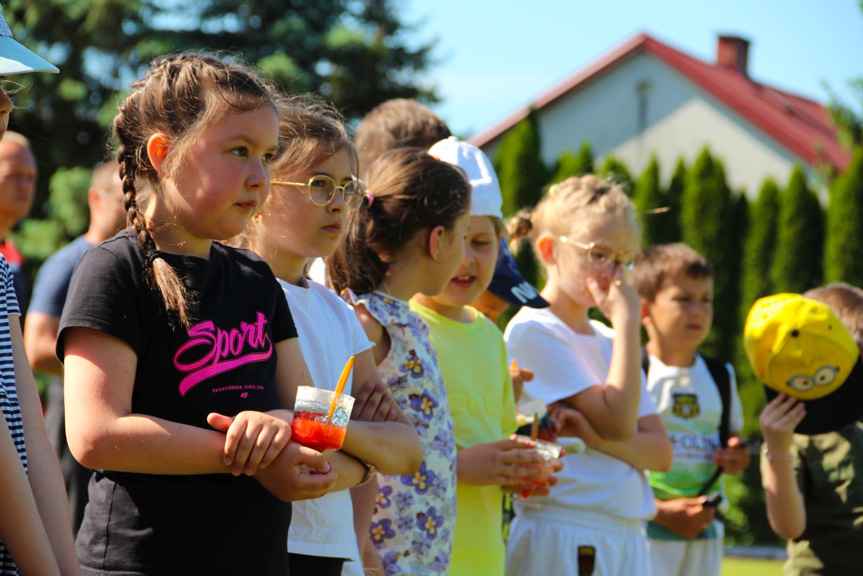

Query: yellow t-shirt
[[410, 301, 518, 576]]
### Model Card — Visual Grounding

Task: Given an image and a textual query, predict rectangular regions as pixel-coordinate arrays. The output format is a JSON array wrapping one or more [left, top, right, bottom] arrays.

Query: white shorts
[[648, 538, 722, 576], [341, 559, 364, 576], [506, 508, 651, 576]]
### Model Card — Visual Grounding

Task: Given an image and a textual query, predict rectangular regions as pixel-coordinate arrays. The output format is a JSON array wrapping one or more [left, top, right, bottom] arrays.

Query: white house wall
[[483, 52, 802, 196]]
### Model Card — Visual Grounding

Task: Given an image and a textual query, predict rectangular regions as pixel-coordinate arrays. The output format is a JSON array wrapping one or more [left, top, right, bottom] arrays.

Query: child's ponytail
[[328, 147, 471, 295]]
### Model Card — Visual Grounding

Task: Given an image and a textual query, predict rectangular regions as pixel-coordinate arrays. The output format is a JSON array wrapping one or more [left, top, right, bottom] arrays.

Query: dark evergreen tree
[[660, 157, 687, 243], [598, 154, 633, 195], [496, 110, 545, 218], [494, 110, 545, 287], [740, 179, 781, 312], [770, 166, 824, 294], [681, 149, 736, 359], [6, 0, 437, 269], [825, 146, 863, 286], [632, 156, 663, 247], [551, 141, 593, 184]]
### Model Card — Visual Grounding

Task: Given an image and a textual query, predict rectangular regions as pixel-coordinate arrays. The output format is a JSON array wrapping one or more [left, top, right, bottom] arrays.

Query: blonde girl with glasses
[[504, 175, 672, 576], [240, 96, 423, 576]]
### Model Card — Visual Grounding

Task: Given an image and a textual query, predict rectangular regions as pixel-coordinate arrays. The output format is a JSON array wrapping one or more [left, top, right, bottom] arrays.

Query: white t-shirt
[[504, 307, 659, 521], [281, 278, 373, 560], [644, 353, 744, 539]]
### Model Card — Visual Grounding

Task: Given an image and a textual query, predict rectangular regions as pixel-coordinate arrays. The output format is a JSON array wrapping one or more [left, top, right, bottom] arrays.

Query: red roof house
[[470, 33, 849, 193]]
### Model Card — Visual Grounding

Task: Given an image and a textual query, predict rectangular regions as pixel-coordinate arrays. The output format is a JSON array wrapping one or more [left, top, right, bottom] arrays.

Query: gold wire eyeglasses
[[271, 175, 367, 211], [558, 237, 640, 270]]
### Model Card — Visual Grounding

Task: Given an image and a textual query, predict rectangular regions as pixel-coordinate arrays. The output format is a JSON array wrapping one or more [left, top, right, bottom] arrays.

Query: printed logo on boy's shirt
[[173, 312, 273, 396], [672, 393, 700, 420], [669, 432, 720, 462]]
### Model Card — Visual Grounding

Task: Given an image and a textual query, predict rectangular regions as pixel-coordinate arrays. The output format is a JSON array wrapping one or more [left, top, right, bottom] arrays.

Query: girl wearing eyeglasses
[[239, 95, 422, 576], [503, 175, 672, 576]]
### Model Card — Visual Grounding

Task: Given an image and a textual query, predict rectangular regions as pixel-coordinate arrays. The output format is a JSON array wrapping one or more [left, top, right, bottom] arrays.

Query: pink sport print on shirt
[[174, 312, 273, 396]]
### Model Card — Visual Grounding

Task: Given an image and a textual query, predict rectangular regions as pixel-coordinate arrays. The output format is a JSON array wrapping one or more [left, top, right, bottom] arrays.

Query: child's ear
[[536, 234, 556, 265], [146, 133, 171, 174], [427, 224, 445, 262], [640, 299, 652, 326]]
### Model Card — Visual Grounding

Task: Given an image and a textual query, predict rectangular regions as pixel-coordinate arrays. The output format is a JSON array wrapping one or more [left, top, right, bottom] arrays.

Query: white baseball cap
[[0, 8, 58, 75], [429, 136, 503, 219]]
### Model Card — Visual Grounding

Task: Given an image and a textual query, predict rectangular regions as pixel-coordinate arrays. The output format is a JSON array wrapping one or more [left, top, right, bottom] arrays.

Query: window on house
[[637, 80, 651, 134]]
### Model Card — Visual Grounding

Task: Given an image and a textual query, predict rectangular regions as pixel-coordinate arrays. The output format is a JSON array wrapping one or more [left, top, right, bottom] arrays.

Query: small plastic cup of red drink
[[291, 386, 355, 452]]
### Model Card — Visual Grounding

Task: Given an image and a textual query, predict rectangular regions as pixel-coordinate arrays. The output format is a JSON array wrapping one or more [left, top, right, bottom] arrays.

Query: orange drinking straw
[[328, 355, 355, 420], [530, 411, 539, 441]]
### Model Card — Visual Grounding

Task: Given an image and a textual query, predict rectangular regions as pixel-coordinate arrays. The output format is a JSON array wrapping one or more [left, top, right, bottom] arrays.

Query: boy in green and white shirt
[[631, 243, 750, 576]]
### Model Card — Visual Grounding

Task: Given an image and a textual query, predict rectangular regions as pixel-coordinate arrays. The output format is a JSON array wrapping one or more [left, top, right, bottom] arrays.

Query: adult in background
[[0, 130, 36, 313], [24, 162, 126, 535], [0, 6, 80, 574]]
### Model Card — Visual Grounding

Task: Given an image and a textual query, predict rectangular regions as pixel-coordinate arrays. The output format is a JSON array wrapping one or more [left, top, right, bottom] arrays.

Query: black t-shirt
[[58, 230, 297, 575]]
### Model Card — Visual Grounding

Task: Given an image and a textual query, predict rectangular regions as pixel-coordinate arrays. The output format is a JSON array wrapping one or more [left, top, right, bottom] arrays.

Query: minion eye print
[[787, 374, 814, 393], [814, 365, 839, 386]]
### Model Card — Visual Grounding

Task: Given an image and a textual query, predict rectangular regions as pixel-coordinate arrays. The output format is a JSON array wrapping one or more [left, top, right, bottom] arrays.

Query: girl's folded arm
[[342, 420, 422, 475], [64, 327, 232, 475], [589, 414, 672, 472], [340, 350, 422, 474]]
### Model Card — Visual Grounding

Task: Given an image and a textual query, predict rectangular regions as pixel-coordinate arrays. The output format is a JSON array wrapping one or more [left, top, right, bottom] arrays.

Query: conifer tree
[[681, 149, 736, 358], [599, 155, 633, 195], [825, 146, 863, 286], [494, 110, 545, 287], [770, 166, 824, 294], [495, 109, 545, 218], [551, 141, 593, 184], [632, 156, 663, 247], [660, 158, 687, 243], [740, 179, 780, 312]]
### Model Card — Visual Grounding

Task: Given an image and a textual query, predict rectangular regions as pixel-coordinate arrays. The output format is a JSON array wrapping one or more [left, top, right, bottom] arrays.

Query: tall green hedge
[[496, 109, 546, 218], [770, 166, 824, 293], [633, 156, 663, 247], [825, 146, 863, 286], [660, 158, 687, 244], [599, 154, 633, 195], [494, 110, 546, 288], [551, 141, 593, 184], [681, 149, 737, 359]]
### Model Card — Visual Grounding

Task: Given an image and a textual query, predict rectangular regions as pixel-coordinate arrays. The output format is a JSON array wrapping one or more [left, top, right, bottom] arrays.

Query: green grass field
[[722, 557, 783, 576]]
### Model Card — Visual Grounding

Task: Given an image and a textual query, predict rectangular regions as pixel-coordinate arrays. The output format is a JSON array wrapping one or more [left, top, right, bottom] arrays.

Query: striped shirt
[[0, 254, 24, 575]]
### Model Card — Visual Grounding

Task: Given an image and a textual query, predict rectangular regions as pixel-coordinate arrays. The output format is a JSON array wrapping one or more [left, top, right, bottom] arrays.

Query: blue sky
[[401, 0, 863, 139]]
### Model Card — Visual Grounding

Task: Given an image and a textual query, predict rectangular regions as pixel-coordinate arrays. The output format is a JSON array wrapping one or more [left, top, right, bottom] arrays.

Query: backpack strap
[[641, 346, 650, 378], [694, 355, 734, 496], [702, 355, 732, 448]]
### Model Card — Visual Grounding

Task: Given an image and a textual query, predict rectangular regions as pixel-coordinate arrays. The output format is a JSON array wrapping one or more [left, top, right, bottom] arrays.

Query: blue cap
[[488, 238, 549, 309]]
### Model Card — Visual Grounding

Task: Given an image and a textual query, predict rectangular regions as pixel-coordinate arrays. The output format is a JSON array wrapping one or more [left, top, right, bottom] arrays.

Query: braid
[[115, 107, 192, 328]]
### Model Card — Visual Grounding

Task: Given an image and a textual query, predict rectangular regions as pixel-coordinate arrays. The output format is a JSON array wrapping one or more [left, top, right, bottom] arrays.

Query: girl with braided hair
[[58, 53, 367, 575]]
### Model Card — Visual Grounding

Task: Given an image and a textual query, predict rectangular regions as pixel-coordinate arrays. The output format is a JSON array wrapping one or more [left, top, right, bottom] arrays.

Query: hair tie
[[365, 188, 375, 207], [144, 250, 159, 266]]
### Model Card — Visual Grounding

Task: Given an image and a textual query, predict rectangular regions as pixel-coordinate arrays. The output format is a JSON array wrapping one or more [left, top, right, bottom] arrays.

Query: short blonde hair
[[509, 174, 638, 262]]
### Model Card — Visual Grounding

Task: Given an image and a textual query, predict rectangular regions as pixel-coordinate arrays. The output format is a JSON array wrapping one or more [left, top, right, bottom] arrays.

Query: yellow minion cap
[[744, 294, 859, 400]]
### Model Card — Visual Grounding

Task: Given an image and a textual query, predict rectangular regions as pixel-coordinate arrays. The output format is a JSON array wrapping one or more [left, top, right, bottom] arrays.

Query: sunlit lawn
[[722, 557, 783, 576]]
